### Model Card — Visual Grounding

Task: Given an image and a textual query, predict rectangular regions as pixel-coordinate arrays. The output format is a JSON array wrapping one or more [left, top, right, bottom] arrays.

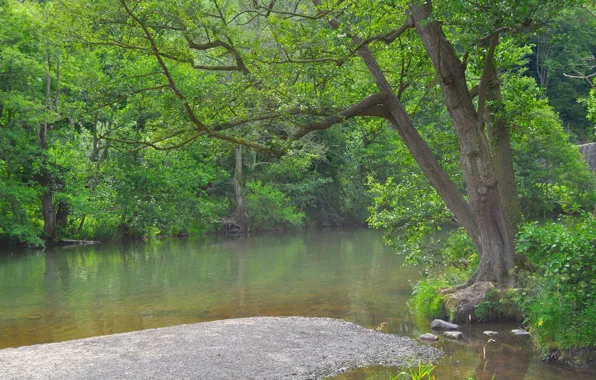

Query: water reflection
[[0, 229, 594, 379]]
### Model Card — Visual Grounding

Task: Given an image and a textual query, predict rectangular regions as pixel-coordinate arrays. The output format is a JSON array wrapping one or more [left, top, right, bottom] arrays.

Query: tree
[[53, 0, 589, 287], [529, 6, 596, 142]]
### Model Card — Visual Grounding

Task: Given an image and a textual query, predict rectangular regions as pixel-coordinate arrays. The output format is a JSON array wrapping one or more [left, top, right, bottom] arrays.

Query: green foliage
[[582, 78, 596, 127], [0, 176, 43, 247], [1, 0, 594, 251], [411, 278, 449, 319], [86, 143, 227, 240], [474, 288, 520, 322], [366, 115, 462, 266], [246, 181, 305, 230], [368, 175, 452, 265], [516, 214, 596, 350], [528, 7, 596, 141], [410, 265, 471, 319], [436, 228, 478, 270], [517, 215, 596, 307], [521, 286, 596, 351], [503, 75, 596, 216], [367, 360, 436, 380]]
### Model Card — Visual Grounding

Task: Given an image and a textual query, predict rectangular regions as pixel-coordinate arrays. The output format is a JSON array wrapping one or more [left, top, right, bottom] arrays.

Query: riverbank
[[0, 317, 440, 380]]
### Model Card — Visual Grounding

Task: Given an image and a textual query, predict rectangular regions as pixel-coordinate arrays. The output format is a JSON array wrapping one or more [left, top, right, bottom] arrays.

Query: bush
[[411, 278, 449, 319], [520, 286, 596, 351], [0, 177, 43, 247], [516, 214, 596, 351], [411, 266, 471, 319], [246, 181, 305, 230], [517, 215, 596, 307]]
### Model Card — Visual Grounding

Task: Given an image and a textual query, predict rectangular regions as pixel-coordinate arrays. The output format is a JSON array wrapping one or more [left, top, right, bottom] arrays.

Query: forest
[[2, 0, 596, 367]]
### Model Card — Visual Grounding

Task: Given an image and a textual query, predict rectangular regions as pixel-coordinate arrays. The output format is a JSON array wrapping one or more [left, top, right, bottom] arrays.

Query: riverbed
[[1, 229, 594, 379]]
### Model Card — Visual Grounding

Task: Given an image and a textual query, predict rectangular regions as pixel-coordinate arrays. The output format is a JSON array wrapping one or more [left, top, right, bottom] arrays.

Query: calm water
[[0, 229, 594, 379]]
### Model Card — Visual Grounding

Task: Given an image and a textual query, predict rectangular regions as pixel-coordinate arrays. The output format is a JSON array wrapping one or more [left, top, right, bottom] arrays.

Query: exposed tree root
[[439, 269, 479, 294]]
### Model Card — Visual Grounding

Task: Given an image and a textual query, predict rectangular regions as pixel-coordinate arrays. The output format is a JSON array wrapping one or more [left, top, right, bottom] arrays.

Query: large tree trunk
[[486, 60, 522, 228], [312, 0, 515, 286], [411, 3, 515, 286], [56, 200, 69, 231]]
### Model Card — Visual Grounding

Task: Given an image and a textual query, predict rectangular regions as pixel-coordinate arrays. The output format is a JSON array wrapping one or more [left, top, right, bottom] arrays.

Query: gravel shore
[[0, 316, 441, 379]]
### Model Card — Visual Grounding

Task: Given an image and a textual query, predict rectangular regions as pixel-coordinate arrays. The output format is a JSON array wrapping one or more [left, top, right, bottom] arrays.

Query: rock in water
[[419, 333, 439, 342], [431, 319, 459, 331], [483, 331, 498, 336], [511, 329, 530, 336], [443, 282, 496, 323], [443, 331, 464, 340]]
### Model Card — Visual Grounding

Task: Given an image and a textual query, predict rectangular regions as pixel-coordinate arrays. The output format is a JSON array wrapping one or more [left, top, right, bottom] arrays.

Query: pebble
[[443, 331, 464, 340], [419, 333, 439, 342], [511, 328, 530, 336]]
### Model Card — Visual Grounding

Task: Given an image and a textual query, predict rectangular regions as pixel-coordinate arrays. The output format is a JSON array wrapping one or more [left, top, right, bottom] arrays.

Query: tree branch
[[119, 0, 208, 131], [477, 33, 499, 130], [290, 93, 390, 140]]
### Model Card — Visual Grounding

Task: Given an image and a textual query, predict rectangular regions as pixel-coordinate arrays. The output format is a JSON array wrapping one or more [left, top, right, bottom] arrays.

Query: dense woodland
[[2, 0, 596, 358]]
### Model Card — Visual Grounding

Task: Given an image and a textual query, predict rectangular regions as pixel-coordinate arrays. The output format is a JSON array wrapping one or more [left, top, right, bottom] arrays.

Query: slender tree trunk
[[77, 215, 86, 235], [39, 120, 56, 240], [233, 145, 248, 231], [411, 3, 515, 286], [38, 41, 58, 241], [40, 172, 57, 240]]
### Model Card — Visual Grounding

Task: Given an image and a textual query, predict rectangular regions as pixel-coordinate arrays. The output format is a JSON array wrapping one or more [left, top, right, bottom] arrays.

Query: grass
[[366, 360, 436, 380], [364, 360, 495, 380]]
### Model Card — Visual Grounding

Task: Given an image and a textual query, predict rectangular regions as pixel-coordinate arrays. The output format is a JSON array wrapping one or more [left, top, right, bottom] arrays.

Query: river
[[0, 228, 594, 379]]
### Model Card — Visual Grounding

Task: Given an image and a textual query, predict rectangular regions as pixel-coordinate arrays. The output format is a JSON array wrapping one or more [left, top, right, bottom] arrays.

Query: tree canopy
[[1, 0, 595, 287]]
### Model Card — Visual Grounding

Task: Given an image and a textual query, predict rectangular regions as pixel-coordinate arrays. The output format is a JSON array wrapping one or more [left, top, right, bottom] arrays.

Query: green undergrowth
[[363, 360, 495, 380], [410, 214, 596, 360], [366, 361, 436, 380], [410, 228, 476, 320], [516, 214, 596, 357], [410, 267, 470, 320]]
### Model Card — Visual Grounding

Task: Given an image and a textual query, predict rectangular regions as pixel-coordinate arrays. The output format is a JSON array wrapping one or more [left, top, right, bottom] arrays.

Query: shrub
[[517, 215, 596, 307], [516, 214, 596, 351], [411, 278, 449, 319], [246, 181, 305, 230], [411, 266, 471, 319]]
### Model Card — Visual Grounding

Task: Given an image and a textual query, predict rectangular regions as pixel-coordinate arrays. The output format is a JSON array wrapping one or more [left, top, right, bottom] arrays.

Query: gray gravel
[[0, 316, 441, 380]]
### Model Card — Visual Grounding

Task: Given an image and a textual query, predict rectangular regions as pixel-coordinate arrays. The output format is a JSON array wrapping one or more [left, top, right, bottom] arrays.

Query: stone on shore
[[443, 331, 464, 340], [419, 333, 439, 342], [431, 319, 460, 331], [511, 328, 530, 336], [483, 331, 498, 336]]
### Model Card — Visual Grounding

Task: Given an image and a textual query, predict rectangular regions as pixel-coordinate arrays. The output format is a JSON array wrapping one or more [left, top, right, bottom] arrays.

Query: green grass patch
[[410, 266, 471, 320]]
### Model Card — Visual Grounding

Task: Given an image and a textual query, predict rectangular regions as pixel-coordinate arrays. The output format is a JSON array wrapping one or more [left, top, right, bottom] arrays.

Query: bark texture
[[486, 65, 522, 228], [411, 3, 515, 286]]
